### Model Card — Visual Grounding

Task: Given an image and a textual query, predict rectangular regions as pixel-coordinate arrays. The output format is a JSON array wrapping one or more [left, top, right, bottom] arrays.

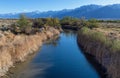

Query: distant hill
[[0, 4, 120, 19]]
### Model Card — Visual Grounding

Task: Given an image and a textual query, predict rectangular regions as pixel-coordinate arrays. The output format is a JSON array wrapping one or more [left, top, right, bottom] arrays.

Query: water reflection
[[6, 30, 100, 78], [63, 30, 77, 37], [45, 36, 60, 47]]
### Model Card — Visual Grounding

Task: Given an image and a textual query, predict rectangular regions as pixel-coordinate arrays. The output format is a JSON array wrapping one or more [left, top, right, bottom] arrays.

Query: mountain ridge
[[0, 4, 120, 19]]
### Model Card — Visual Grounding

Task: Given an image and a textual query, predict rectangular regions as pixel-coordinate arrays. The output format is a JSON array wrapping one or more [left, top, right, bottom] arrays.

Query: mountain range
[[0, 4, 120, 19]]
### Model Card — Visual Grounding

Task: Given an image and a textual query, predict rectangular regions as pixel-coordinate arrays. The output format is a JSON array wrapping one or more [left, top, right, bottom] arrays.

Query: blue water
[[18, 30, 100, 78]]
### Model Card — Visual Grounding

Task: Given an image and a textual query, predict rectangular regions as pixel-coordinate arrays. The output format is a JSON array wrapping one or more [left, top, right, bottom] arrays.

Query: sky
[[0, 0, 120, 14]]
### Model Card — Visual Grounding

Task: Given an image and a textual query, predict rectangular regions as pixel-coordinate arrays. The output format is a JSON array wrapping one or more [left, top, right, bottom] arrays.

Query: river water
[[8, 30, 100, 78]]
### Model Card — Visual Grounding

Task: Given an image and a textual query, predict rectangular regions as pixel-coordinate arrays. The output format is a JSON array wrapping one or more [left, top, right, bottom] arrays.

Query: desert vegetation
[[60, 17, 99, 30], [77, 22, 120, 78], [0, 15, 60, 77], [8, 14, 61, 35]]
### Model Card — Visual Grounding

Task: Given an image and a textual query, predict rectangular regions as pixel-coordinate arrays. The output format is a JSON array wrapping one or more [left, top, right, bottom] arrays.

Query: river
[[6, 30, 100, 78]]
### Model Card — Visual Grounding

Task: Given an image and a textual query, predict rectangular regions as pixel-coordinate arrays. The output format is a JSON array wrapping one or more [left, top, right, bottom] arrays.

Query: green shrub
[[43, 18, 61, 27], [60, 16, 80, 26], [11, 14, 32, 34], [33, 18, 44, 28], [60, 17, 99, 28], [52, 18, 61, 27], [17, 14, 32, 34], [86, 19, 99, 29]]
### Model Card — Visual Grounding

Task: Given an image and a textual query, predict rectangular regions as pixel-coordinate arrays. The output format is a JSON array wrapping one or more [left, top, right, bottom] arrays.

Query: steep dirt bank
[[77, 27, 120, 78], [0, 27, 60, 77]]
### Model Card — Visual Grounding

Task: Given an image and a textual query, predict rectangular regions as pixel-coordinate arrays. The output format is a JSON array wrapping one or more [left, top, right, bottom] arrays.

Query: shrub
[[51, 18, 61, 27], [33, 18, 44, 28], [60, 16, 79, 26], [10, 23, 21, 34], [60, 16, 72, 25], [86, 19, 99, 29], [10, 14, 32, 34], [17, 14, 32, 34], [60, 17, 99, 29], [44, 18, 61, 27]]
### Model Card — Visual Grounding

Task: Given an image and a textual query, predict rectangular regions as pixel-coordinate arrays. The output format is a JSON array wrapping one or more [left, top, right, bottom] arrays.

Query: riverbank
[[77, 27, 120, 78], [4, 30, 100, 78], [81, 51, 107, 78], [0, 26, 60, 77]]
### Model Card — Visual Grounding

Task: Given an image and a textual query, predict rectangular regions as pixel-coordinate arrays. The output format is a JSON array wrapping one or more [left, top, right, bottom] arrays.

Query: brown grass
[[77, 27, 120, 78], [0, 26, 60, 76]]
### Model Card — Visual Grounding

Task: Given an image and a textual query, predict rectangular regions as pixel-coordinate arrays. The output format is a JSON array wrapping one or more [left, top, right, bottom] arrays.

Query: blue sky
[[0, 0, 120, 13]]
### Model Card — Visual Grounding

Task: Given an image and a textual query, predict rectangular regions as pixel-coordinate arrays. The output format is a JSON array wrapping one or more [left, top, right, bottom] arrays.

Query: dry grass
[[98, 22, 120, 28], [0, 19, 17, 27], [78, 26, 120, 78], [0, 26, 60, 76]]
